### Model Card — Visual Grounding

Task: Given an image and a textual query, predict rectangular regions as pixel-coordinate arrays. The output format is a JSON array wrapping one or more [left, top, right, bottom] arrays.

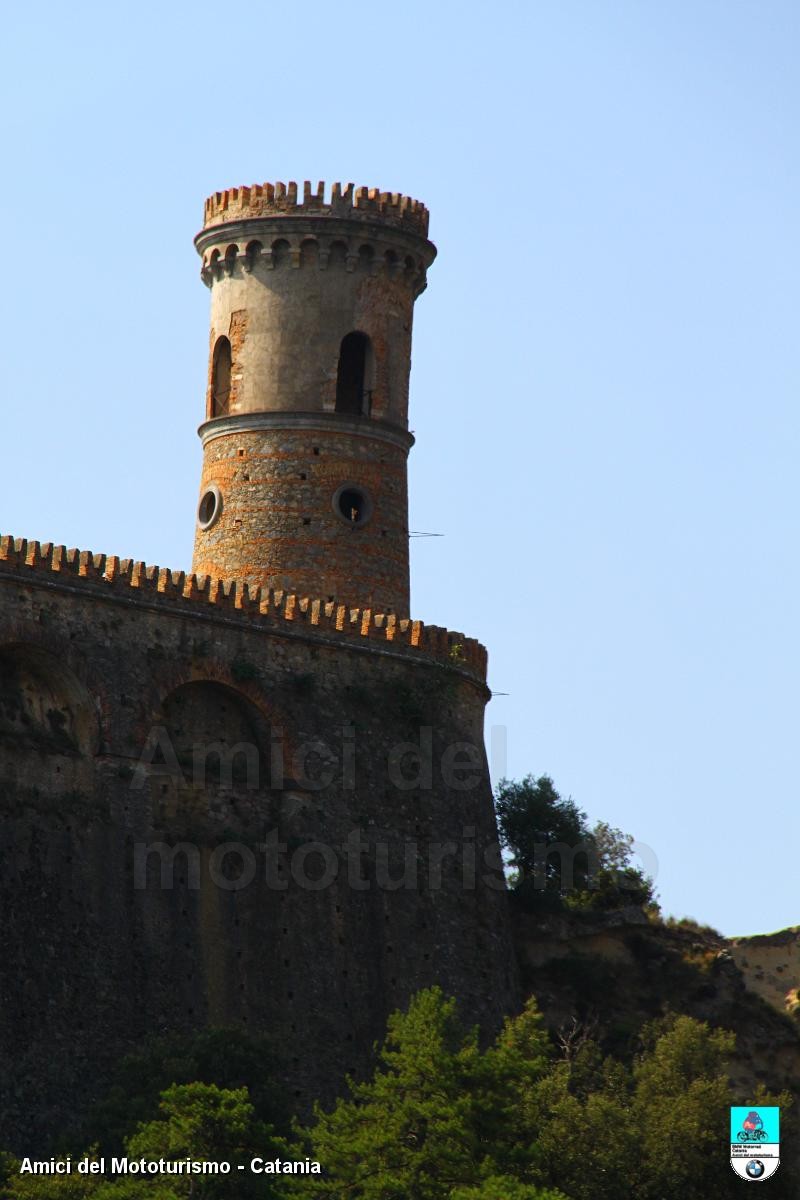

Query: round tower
[[191, 180, 436, 616]]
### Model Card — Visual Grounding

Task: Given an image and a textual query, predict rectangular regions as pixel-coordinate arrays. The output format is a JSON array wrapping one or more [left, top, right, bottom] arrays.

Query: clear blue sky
[[1, 2, 797, 936]]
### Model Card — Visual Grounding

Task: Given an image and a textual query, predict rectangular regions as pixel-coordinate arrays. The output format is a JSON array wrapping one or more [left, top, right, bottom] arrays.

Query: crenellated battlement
[[202, 181, 430, 238], [0, 536, 487, 682]]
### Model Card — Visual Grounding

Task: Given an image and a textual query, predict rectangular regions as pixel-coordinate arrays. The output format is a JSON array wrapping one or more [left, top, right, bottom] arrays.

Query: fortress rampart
[[0, 537, 487, 680], [0, 540, 513, 1151]]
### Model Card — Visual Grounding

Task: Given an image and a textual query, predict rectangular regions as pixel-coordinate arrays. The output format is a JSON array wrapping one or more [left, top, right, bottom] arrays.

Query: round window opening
[[197, 485, 222, 530], [333, 484, 372, 527]]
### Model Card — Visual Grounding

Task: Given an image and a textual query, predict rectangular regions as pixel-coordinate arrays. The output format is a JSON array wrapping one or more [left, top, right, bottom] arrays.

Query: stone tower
[[191, 181, 436, 616]]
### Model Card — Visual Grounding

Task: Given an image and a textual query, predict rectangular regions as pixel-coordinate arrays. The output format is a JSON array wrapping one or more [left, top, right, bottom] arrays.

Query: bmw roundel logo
[[746, 1160, 765, 1178]]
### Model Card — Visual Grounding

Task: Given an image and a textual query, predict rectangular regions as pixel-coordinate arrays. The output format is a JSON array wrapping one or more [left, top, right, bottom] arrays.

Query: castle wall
[[0, 541, 516, 1151]]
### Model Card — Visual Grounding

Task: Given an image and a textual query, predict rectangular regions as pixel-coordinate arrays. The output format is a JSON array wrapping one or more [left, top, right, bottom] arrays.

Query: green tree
[[450, 1180, 566, 1200], [77, 1028, 288, 1156], [3, 1085, 288, 1200], [2, 1168, 102, 1200], [494, 775, 654, 911], [495, 775, 587, 888], [631, 1017, 742, 1200], [127, 1083, 288, 1198], [292, 988, 554, 1198], [294, 989, 793, 1200], [569, 821, 654, 912], [4, 995, 794, 1200], [531, 1050, 638, 1200], [532, 1014, 791, 1200]]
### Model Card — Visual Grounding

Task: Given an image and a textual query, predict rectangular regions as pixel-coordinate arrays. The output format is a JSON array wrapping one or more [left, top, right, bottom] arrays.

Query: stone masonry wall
[[0, 541, 516, 1152], [201, 232, 422, 425], [193, 425, 411, 615]]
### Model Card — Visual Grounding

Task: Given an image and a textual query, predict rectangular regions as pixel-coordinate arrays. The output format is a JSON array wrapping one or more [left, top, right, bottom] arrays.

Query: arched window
[[335, 332, 372, 416], [211, 336, 232, 417]]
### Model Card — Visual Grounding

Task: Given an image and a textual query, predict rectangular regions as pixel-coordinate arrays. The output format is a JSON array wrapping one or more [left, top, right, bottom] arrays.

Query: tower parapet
[[192, 178, 437, 616], [202, 180, 430, 238]]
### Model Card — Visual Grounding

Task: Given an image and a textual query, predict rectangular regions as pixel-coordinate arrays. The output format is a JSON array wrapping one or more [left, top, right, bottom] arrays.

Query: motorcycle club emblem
[[730, 1106, 780, 1181]]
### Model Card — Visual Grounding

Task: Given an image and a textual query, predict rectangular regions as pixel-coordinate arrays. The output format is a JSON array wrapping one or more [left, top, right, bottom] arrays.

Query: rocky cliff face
[[729, 927, 800, 1019], [512, 907, 800, 1182]]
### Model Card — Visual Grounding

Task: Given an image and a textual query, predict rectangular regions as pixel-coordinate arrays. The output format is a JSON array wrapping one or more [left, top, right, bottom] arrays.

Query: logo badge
[[730, 1107, 780, 1181]]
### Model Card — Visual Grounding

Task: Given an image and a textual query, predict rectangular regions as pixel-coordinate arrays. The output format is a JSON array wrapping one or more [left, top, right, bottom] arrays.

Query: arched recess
[[0, 644, 97, 793], [152, 686, 272, 806], [299, 238, 318, 268], [211, 336, 232, 417], [271, 239, 291, 268], [145, 678, 335, 829], [357, 244, 374, 272], [328, 241, 347, 269], [244, 240, 262, 271], [335, 332, 374, 416]]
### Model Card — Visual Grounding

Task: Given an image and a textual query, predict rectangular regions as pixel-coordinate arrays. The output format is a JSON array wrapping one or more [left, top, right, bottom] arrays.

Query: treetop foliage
[[288, 989, 791, 1199], [494, 774, 656, 912], [2, 989, 793, 1199]]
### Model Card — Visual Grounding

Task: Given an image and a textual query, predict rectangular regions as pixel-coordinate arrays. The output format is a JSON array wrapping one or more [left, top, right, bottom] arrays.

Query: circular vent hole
[[197, 485, 222, 530], [333, 484, 372, 527]]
